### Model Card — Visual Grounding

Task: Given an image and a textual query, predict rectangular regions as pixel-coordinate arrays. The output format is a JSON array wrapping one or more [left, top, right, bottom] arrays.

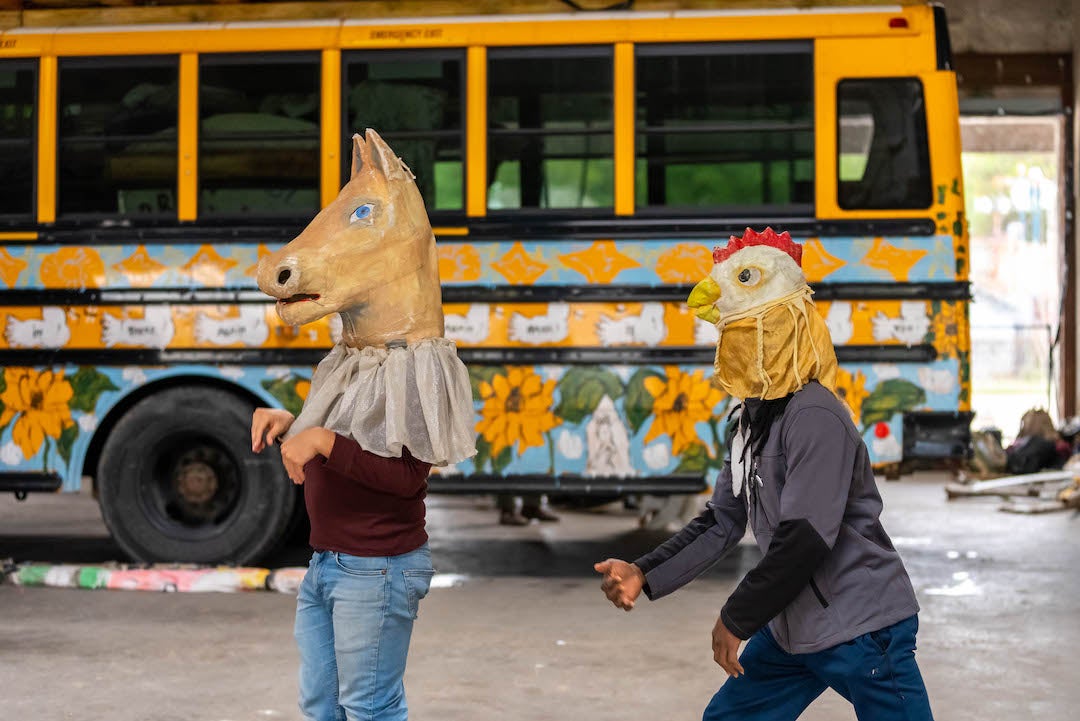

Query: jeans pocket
[[334, 553, 388, 577], [868, 626, 892, 655], [403, 569, 436, 620]]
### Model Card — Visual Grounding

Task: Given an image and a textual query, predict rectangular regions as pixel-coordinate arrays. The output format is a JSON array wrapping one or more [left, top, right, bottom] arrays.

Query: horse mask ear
[[351, 128, 411, 183]]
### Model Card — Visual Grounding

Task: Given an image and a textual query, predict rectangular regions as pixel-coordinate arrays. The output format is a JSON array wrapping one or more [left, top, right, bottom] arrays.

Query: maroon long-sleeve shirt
[[302, 434, 432, 557]]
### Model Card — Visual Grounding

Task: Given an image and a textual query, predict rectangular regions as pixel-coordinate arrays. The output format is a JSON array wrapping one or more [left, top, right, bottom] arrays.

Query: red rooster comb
[[713, 227, 802, 267]]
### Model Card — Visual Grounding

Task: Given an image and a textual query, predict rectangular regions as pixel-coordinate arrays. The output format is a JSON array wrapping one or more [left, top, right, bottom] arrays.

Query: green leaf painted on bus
[[469, 366, 507, 402], [860, 379, 927, 432], [473, 435, 491, 473], [952, 212, 965, 238], [261, 376, 305, 417], [491, 445, 513, 475], [553, 367, 624, 424], [675, 442, 709, 474], [473, 434, 511, 475], [56, 423, 78, 464], [68, 367, 119, 413], [625, 369, 664, 435]]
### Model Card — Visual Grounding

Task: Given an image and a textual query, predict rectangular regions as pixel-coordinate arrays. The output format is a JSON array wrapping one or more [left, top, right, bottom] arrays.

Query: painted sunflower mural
[[0, 366, 117, 472], [625, 366, 730, 474], [929, 300, 962, 359], [0, 368, 75, 459], [476, 367, 560, 457], [834, 367, 870, 425], [641, 367, 725, 456], [468, 366, 561, 474]]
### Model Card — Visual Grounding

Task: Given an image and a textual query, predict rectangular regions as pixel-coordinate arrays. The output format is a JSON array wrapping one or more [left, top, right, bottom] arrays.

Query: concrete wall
[[941, 0, 1073, 54]]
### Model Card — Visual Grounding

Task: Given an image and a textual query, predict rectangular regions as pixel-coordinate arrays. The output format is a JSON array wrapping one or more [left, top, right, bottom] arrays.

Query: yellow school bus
[[0, 1, 969, 563]]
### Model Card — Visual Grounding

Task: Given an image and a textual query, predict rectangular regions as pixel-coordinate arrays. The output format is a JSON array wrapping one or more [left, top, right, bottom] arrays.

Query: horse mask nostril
[[277, 269, 291, 286]]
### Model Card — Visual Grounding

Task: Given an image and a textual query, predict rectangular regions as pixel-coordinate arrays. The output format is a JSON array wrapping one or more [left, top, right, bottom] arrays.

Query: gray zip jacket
[[634, 380, 920, 654]]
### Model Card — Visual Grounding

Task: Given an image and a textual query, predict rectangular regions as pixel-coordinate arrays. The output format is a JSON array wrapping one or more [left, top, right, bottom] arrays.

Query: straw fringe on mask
[[711, 286, 838, 401]]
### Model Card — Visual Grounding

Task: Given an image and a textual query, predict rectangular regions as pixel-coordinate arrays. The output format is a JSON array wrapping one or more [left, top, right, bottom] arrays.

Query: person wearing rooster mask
[[594, 228, 933, 721]]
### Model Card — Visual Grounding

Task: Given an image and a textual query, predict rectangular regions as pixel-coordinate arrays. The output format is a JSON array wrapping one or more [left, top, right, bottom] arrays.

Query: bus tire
[[96, 386, 295, 565]]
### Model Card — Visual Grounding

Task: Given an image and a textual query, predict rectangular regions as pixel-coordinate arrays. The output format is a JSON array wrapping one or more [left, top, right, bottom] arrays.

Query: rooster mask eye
[[737, 267, 762, 286]]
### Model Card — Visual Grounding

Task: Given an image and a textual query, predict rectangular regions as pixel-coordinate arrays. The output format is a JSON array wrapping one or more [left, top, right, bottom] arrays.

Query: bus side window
[[837, 78, 932, 210], [57, 56, 179, 219], [487, 47, 614, 211], [0, 59, 35, 219], [634, 42, 814, 214], [199, 53, 321, 219], [343, 50, 464, 214]]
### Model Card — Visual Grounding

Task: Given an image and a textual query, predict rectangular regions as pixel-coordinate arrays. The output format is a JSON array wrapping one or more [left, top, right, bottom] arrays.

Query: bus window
[[344, 51, 464, 213], [635, 42, 814, 213], [837, 78, 932, 210], [487, 47, 614, 211], [0, 60, 35, 219], [57, 56, 178, 218], [199, 53, 320, 218]]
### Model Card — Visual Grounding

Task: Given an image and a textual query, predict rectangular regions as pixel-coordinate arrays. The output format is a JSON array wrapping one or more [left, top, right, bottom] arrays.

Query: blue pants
[[703, 615, 934, 721], [294, 547, 435, 721]]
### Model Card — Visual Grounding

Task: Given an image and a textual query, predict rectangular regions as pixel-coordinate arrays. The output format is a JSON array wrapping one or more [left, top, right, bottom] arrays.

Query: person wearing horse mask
[[251, 129, 476, 721], [594, 228, 934, 721]]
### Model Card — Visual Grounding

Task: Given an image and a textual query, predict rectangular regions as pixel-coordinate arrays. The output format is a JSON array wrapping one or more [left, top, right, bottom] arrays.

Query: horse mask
[[257, 129, 476, 467]]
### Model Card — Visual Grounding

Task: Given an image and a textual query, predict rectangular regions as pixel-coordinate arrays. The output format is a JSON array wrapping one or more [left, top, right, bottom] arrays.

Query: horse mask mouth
[[278, 293, 321, 306]]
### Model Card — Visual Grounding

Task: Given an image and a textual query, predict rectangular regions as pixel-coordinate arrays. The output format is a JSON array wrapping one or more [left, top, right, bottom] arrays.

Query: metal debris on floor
[[951, 408, 1080, 514]]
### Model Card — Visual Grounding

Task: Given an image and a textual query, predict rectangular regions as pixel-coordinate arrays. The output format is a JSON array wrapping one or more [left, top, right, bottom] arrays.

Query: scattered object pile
[[0, 560, 307, 594], [953, 408, 1080, 513]]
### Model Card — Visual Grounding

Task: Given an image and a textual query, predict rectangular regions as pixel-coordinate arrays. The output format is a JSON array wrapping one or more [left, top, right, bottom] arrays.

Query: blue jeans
[[703, 615, 934, 721], [294, 546, 435, 721]]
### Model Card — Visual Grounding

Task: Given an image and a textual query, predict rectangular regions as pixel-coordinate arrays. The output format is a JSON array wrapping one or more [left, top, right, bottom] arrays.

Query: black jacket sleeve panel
[[632, 463, 748, 601], [719, 518, 830, 640]]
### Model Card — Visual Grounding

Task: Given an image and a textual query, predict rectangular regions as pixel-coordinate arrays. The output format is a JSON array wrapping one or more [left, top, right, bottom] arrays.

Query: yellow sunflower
[[931, 303, 962, 358], [476, 367, 560, 456], [834, 368, 870, 424], [643, 367, 725, 455], [0, 368, 75, 459]]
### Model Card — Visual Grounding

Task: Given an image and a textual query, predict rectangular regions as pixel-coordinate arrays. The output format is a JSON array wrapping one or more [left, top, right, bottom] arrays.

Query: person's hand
[[593, 559, 645, 611], [712, 616, 745, 678], [279, 428, 335, 485], [251, 408, 296, 453]]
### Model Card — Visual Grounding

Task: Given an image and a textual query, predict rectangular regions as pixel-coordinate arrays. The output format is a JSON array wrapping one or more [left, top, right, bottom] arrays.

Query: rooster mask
[[687, 227, 838, 401]]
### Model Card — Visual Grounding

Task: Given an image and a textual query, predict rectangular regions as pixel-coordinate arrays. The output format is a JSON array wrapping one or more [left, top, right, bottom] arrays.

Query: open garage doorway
[[961, 113, 1067, 441]]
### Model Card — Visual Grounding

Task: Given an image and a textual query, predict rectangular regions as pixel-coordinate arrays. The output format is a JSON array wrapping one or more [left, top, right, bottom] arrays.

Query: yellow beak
[[687, 276, 721, 324]]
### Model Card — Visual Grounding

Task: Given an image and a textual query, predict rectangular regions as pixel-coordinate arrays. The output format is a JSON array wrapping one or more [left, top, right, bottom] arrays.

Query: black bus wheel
[[96, 386, 295, 565]]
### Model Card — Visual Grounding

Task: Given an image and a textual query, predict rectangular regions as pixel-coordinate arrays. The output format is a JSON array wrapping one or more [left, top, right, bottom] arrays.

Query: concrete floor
[[1, 476, 1077, 721]]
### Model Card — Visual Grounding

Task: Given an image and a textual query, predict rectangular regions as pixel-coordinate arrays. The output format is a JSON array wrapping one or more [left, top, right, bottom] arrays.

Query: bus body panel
[[0, 2, 970, 506]]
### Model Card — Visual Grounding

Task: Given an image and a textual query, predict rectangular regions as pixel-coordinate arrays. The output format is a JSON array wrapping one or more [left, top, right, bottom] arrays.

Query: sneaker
[[499, 510, 530, 526], [522, 505, 560, 522]]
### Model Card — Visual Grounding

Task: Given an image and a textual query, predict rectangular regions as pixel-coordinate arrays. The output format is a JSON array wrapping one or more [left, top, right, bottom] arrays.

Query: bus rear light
[[889, 17, 910, 29]]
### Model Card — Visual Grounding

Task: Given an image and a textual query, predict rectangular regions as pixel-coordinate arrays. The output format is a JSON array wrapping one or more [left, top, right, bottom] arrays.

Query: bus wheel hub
[[174, 461, 218, 505]]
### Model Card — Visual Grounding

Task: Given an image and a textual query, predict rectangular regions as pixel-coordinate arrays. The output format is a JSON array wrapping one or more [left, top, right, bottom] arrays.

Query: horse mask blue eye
[[350, 204, 373, 223]]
